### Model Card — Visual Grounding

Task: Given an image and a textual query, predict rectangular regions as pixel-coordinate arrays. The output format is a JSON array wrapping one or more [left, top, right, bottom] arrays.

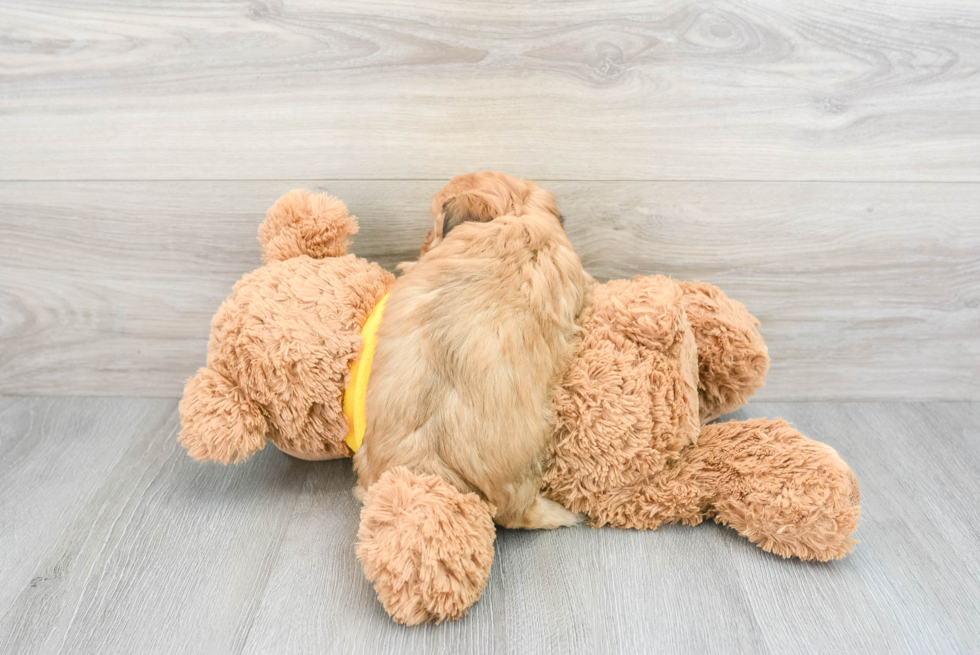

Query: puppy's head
[[420, 172, 562, 255]]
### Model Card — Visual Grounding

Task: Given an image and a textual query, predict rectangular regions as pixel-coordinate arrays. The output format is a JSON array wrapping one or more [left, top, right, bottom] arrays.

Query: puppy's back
[[354, 211, 590, 528]]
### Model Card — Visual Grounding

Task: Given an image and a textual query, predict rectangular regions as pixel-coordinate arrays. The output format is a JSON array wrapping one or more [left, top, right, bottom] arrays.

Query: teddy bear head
[[178, 190, 394, 463]]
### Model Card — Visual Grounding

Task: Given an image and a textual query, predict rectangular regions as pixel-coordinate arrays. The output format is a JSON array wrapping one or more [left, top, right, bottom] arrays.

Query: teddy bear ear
[[257, 189, 359, 264]]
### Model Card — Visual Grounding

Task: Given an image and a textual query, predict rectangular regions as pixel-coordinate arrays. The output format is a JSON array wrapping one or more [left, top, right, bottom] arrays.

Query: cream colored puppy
[[353, 172, 591, 529]]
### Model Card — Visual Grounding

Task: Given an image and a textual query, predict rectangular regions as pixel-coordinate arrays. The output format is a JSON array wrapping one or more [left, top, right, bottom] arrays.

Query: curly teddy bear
[[179, 180, 861, 626]]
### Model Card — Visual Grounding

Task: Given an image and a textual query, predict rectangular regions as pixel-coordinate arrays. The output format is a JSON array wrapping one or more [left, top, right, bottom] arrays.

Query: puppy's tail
[[356, 467, 496, 625]]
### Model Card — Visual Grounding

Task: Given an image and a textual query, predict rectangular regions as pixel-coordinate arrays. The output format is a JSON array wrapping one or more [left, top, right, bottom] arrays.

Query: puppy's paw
[[520, 496, 582, 530]]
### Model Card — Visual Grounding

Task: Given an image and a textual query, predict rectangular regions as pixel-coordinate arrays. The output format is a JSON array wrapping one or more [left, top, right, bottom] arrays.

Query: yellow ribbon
[[343, 293, 389, 453]]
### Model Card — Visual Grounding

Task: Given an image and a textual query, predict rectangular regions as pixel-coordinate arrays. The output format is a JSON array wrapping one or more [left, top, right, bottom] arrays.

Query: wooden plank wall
[[1, 1, 978, 399]]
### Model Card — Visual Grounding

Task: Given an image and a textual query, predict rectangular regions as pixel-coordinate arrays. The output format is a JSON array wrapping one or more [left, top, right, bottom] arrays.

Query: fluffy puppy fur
[[415, 171, 564, 260], [353, 172, 592, 529]]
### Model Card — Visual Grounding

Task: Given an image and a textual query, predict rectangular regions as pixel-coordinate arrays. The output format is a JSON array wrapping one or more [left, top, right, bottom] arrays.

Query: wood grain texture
[[1, 398, 978, 653], [1, 1, 979, 181], [729, 401, 980, 654], [1, 180, 977, 400], [0, 397, 312, 654], [0, 398, 174, 618]]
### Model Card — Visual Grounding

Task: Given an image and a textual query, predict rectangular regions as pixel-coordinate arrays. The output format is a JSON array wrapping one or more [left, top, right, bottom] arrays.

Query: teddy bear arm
[[178, 366, 269, 464], [544, 275, 702, 529], [677, 281, 770, 423]]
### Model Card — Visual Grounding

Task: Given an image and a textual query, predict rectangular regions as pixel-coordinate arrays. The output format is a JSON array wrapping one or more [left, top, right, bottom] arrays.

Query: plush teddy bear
[[179, 187, 861, 626], [179, 190, 394, 463]]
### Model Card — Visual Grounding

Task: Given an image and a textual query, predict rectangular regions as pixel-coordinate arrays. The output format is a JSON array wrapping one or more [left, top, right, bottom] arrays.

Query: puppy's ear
[[419, 228, 435, 256], [441, 193, 496, 238]]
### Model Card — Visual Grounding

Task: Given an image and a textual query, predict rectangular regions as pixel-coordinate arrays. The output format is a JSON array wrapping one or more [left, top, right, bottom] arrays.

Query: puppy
[[353, 172, 592, 529]]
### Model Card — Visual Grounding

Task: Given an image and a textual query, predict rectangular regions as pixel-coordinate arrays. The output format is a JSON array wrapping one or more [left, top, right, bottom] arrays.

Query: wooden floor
[[0, 398, 977, 654]]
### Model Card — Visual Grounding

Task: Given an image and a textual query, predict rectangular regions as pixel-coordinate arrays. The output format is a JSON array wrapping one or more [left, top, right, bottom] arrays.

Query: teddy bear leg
[[682, 418, 860, 561], [356, 467, 497, 625], [677, 282, 770, 423]]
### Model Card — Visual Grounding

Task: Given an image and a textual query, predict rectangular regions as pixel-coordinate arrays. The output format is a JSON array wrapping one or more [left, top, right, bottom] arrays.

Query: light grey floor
[[1, 398, 977, 654]]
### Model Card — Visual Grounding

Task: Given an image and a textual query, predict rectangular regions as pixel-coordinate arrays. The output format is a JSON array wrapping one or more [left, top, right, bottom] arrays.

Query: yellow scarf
[[343, 293, 389, 453]]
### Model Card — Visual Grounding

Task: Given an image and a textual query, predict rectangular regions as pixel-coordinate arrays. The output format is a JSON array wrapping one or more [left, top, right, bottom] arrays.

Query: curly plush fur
[[179, 191, 394, 462], [688, 418, 860, 561], [542, 275, 702, 528], [259, 189, 358, 263], [679, 281, 770, 423], [357, 467, 497, 625]]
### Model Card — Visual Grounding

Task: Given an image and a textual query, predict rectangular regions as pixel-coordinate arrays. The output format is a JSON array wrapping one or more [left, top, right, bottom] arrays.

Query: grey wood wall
[[1, 1, 978, 400]]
